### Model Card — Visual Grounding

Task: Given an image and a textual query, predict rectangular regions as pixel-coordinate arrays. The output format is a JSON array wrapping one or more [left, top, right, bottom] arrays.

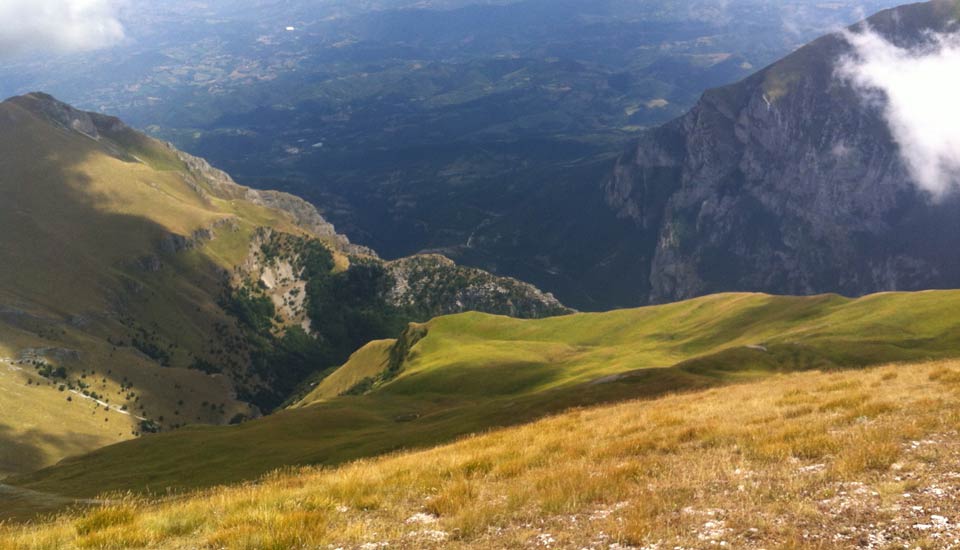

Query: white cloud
[[0, 0, 125, 57], [837, 27, 960, 199]]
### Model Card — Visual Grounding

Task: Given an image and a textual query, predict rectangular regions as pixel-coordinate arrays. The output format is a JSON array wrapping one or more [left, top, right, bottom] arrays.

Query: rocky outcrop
[[236, 230, 571, 337], [385, 254, 572, 318], [233, 229, 314, 333], [157, 217, 239, 256], [9, 92, 143, 161], [10, 92, 102, 139], [18, 347, 81, 364], [606, 0, 960, 303]]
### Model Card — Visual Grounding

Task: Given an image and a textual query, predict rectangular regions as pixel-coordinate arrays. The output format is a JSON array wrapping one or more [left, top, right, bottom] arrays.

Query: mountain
[[11, 288, 960, 506], [6, 1, 960, 543], [0, 92, 567, 477], [0, 0, 903, 310], [606, 0, 960, 304]]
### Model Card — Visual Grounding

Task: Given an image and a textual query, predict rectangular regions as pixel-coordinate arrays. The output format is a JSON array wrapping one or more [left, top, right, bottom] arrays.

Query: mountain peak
[[862, 0, 960, 44], [606, 0, 960, 304]]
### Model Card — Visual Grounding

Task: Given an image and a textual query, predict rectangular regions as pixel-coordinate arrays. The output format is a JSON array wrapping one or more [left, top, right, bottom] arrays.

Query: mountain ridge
[[0, 91, 569, 477]]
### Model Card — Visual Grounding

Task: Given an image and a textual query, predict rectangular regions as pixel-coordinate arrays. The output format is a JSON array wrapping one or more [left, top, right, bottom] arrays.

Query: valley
[[2, 0, 960, 547]]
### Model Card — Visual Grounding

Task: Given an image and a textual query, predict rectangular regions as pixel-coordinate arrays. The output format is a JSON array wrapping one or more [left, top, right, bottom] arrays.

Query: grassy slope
[[305, 289, 960, 403], [5, 359, 960, 549], [0, 340, 134, 479], [0, 95, 308, 476], [304, 339, 395, 401], [14, 290, 960, 500]]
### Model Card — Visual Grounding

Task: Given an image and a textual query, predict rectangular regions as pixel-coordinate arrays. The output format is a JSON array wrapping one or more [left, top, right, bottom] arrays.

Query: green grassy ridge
[[14, 289, 960, 499], [0, 90, 417, 484], [229, 227, 571, 410], [302, 290, 958, 403], [303, 339, 400, 401]]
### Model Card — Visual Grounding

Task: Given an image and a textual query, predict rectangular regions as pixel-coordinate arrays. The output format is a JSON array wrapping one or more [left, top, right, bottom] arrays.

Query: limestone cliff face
[[606, 0, 960, 303], [235, 230, 572, 333]]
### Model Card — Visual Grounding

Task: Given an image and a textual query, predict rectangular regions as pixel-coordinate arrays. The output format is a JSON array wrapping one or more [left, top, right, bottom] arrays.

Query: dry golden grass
[[6, 360, 960, 549]]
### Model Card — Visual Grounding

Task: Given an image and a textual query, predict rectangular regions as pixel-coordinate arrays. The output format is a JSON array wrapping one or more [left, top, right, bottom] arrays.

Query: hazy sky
[[0, 0, 904, 59], [0, 0, 125, 57]]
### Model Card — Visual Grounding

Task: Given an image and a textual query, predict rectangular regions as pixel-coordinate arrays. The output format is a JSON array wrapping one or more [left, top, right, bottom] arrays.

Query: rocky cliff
[[607, 0, 960, 303]]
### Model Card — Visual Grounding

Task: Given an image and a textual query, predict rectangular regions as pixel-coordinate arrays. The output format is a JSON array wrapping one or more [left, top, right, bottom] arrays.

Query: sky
[[0, 0, 125, 57], [839, 27, 960, 198]]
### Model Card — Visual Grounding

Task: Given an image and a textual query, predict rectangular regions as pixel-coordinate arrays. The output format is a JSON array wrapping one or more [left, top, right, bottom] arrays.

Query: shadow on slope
[[14, 290, 960, 501], [0, 97, 257, 478]]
